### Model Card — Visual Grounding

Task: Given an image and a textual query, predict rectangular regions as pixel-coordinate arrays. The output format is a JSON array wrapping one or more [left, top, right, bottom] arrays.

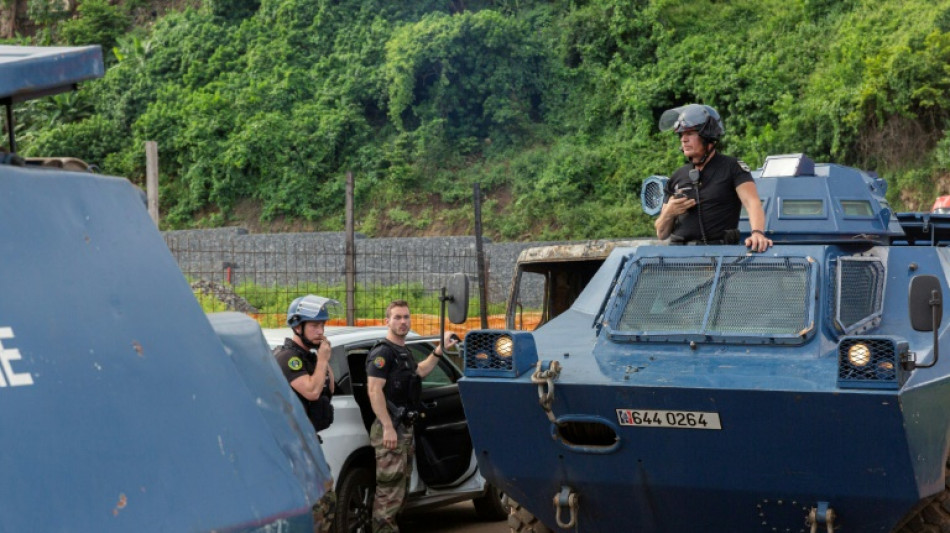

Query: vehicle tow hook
[[553, 485, 578, 529], [531, 360, 561, 424], [806, 502, 835, 533]]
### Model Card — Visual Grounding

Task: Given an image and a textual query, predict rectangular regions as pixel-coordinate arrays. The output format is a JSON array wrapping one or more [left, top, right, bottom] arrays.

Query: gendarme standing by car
[[274, 294, 341, 532]]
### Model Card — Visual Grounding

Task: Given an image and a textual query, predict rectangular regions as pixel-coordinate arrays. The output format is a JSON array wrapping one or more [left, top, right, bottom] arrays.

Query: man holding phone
[[653, 104, 772, 252]]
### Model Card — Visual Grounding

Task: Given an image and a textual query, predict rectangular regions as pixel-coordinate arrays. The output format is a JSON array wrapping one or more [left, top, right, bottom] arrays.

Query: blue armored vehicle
[[0, 46, 331, 531], [458, 153, 950, 532]]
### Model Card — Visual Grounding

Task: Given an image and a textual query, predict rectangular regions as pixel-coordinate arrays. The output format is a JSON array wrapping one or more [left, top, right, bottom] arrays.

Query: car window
[[407, 343, 455, 388], [330, 345, 350, 394]]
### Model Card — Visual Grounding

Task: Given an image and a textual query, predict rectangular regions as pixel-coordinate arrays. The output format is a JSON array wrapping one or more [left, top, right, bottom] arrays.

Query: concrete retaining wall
[[163, 228, 564, 305]]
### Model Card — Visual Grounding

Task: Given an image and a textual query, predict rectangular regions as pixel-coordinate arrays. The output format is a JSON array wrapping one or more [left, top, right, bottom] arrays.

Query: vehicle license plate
[[616, 409, 722, 430]]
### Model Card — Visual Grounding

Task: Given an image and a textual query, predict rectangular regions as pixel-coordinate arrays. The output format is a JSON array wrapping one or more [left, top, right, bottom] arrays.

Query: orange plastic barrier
[[397, 313, 542, 336]]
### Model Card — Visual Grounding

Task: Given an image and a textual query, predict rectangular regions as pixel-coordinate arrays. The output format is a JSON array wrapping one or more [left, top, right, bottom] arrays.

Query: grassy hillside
[[8, 0, 950, 240]]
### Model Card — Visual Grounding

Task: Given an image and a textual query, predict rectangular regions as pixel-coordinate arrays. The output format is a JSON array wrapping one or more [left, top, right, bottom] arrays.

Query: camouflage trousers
[[370, 418, 414, 533], [312, 479, 337, 533]]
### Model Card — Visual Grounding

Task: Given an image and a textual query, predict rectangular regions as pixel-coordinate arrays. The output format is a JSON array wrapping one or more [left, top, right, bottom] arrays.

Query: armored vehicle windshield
[[604, 255, 816, 343]]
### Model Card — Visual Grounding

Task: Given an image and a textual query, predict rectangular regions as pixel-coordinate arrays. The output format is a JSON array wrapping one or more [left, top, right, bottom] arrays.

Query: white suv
[[262, 326, 506, 532]]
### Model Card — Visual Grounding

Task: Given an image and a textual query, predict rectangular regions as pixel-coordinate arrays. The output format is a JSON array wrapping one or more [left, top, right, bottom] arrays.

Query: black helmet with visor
[[658, 104, 724, 142]]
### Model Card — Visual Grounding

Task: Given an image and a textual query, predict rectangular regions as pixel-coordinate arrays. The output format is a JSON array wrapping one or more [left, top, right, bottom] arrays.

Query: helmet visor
[[658, 104, 711, 133], [296, 296, 341, 321]]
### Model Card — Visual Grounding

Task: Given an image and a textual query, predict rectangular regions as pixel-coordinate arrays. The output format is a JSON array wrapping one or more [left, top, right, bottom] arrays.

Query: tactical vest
[[305, 372, 334, 432], [374, 340, 422, 409], [275, 343, 334, 432]]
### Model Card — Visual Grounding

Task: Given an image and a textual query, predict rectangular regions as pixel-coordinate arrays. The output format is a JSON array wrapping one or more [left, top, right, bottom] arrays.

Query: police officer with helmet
[[276, 294, 338, 433], [654, 103, 772, 252], [274, 294, 338, 532], [365, 299, 459, 533]]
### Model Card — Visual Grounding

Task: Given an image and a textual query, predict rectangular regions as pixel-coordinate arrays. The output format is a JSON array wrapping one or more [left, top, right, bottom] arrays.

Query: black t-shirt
[[663, 153, 753, 243], [366, 340, 420, 409], [274, 338, 334, 432]]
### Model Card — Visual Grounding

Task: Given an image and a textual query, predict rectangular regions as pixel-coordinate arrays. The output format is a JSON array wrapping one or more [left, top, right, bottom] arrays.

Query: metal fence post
[[474, 183, 489, 329], [345, 171, 355, 326], [145, 141, 159, 227]]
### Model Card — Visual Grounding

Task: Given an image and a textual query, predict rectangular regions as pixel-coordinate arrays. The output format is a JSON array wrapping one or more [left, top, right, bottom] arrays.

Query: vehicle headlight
[[463, 330, 538, 378], [837, 336, 908, 390], [473, 351, 491, 368], [494, 335, 513, 358], [847, 343, 871, 367]]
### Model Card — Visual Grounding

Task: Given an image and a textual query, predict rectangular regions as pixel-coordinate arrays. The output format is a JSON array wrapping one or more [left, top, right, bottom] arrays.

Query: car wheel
[[892, 457, 950, 532], [333, 464, 375, 533], [507, 498, 553, 533], [473, 482, 509, 521]]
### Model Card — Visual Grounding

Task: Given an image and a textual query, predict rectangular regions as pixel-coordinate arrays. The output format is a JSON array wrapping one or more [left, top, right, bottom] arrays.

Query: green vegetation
[[9, 0, 950, 239]]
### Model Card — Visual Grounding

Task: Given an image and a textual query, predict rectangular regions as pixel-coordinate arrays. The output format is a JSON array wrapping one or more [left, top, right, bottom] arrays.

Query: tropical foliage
[[8, 0, 950, 239]]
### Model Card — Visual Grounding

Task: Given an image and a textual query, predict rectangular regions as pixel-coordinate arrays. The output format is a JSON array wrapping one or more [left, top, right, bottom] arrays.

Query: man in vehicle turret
[[274, 294, 339, 532], [654, 104, 772, 252], [365, 299, 459, 533]]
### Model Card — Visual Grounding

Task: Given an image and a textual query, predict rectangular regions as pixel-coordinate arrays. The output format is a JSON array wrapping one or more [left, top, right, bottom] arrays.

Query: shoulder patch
[[287, 357, 303, 371], [372, 356, 386, 369], [738, 160, 751, 172]]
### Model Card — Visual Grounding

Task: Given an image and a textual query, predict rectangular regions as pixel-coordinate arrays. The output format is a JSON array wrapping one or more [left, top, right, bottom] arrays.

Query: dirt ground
[[399, 502, 508, 533]]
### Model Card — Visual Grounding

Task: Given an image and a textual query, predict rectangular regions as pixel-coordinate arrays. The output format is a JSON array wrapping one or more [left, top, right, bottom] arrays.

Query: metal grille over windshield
[[834, 257, 885, 333], [608, 256, 816, 344], [619, 259, 716, 332]]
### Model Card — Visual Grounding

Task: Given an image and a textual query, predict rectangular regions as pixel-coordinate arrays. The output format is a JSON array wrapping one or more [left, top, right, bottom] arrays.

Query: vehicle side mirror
[[909, 275, 942, 331], [907, 274, 942, 370], [446, 272, 469, 325]]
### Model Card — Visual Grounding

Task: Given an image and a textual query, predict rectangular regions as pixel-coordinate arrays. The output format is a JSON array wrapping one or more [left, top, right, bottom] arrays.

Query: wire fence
[[164, 232, 508, 335]]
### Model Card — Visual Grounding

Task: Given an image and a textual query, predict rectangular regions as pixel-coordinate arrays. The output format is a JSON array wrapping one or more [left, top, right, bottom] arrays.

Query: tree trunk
[[0, 0, 17, 40]]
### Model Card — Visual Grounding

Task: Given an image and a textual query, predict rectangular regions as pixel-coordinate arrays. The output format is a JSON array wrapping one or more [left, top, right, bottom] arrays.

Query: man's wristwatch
[[751, 229, 766, 237]]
